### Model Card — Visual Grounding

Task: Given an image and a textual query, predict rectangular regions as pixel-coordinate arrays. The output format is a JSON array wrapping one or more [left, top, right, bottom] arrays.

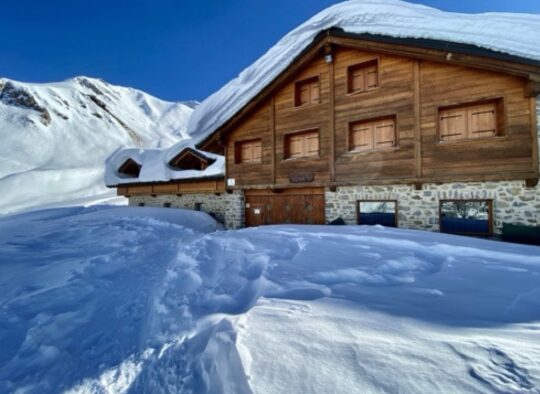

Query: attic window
[[295, 76, 320, 107], [169, 149, 214, 171], [347, 60, 379, 94], [117, 158, 141, 178]]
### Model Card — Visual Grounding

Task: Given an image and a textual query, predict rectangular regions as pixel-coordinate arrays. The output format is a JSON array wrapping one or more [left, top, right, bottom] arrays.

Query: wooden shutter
[[305, 131, 319, 156], [348, 60, 379, 93], [467, 102, 496, 139], [366, 64, 378, 89], [286, 130, 318, 158], [287, 134, 303, 158], [299, 84, 310, 106], [311, 81, 320, 104], [350, 122, 374, 151], [439, 108, 467, 141], [296, 77, 319, 106], [240, 140, 262, 163], [374, 118, 396, 148], [351, 68, 365, 92]]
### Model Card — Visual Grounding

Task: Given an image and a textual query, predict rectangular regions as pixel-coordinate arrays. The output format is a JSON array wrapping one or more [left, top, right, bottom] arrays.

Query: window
[[138, 202, 145, 207], [163, 202, 171, 208], [169, 148, 213, 171], [235, 139, 262, 164], [439, 100, 502, 142], [349, 116, 396, 152], [117, 158, 141, 178], [347, 60, 379, 94], [440, 200, 492, 236], [358, 201, 397, 227], [194, 202, 203, 211], [285, 130, 319, 159], [295, 76, 320, 107]]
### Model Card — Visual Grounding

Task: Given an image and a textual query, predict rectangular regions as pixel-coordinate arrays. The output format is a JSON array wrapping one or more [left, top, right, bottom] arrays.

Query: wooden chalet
[[110, 25, 540, 236]]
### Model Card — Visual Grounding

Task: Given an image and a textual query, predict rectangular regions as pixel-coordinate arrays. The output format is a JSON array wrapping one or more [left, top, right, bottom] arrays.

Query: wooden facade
[[218, 40, 539, 192], [117, 178, 225, 197], [114, 31, 540, 229]]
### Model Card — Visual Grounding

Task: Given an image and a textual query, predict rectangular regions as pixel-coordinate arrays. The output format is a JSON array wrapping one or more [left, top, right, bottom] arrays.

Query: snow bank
[[0, 206, 220, 393], [1, 211, 539, 392], [187, 0, 540, 142]]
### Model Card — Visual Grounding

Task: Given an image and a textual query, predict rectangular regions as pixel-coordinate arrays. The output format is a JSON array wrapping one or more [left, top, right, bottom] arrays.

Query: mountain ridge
[[0, 76, 195, 214]]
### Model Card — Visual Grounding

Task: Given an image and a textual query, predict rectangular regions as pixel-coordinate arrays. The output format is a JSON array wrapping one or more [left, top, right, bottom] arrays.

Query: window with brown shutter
[[295, 77, 320, 107], [349, 116, 396, 152], [235, 139, 262, 164], [285, 130, 319, 159], [347, 60, 379, 94], [439, 100, 501, 142]]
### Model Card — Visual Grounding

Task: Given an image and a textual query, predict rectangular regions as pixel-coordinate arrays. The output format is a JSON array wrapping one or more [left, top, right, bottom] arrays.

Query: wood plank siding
[[222, 44, 538, 189], [117, 179, 225, 196]]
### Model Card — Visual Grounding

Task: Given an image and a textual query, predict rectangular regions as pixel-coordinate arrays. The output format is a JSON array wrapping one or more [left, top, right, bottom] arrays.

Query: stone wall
[[129, 191, 245, 229], [325, 181, 539, 234]]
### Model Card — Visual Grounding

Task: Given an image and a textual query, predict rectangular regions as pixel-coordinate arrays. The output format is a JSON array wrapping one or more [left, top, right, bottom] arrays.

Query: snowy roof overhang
[[189, 0, 540, 150], [105, 141, 224, 187]]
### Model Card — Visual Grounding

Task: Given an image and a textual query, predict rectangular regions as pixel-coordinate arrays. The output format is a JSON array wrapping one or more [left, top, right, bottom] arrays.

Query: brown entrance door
[[244, 188, 325, 227], [245, 203, 266, 227]]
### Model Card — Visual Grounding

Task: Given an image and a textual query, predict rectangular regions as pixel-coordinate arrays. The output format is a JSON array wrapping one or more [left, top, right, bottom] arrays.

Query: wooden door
[[245, 202, 266, 227], [245, 188, 325, 227]]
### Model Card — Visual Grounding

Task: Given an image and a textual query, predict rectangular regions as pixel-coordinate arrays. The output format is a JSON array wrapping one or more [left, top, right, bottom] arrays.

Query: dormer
[[117, 158, 141, 178], [168, 148, 215, 171]]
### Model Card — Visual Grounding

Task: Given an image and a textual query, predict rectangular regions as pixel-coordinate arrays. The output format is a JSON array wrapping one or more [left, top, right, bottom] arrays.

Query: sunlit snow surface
[[0, 206, 539, 393]]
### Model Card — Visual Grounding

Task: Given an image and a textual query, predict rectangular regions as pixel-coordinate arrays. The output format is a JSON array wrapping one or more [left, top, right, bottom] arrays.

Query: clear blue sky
[[1, 0, 538, 102]]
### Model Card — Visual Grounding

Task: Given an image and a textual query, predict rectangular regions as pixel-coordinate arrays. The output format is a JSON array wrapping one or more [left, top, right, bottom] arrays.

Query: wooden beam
[[328, 45, 336, 183], [530, 97, 539, 177], [413, 60, 422, 179], [270, 96, 276, 185]]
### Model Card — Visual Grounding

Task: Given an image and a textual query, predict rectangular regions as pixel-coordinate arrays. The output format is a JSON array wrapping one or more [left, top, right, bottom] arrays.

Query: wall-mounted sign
[[254, 208, 261, 215], [227, 178, 236, 187], [289, 172, 315, 183]]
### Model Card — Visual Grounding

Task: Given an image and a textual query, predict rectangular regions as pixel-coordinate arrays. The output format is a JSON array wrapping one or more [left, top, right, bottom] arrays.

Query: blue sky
[[1, 0, 538, 102]]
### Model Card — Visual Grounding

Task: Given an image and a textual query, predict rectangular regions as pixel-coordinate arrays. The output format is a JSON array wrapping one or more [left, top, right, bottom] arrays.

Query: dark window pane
[[440, 201, 490, 235], [359, 201, 396, 227]]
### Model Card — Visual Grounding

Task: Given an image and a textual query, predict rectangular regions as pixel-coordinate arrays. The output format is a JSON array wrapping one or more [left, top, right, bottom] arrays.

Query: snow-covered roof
[[187, 0, 540, 143], [105, 140, 224, 186]]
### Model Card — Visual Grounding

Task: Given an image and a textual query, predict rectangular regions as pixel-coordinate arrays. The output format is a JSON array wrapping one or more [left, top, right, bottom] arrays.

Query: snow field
[[0, 208, 539, 393]]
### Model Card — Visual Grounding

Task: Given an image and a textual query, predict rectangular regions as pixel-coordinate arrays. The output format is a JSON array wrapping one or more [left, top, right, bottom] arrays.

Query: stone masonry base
[[325, 180, 540, 234], [129, 191, 244, 229]]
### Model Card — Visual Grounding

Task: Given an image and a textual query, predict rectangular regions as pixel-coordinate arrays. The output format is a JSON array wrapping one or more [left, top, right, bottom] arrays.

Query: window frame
[[234, 138, 263, 165], [348, 115, 398, 153], [439, 199, 493, 236], [294, 76, 321, 107], [356, 200, 398, 227], [437, 98, 505, 144], [283, 128, 320, 160], [347, 58, 380, 95]]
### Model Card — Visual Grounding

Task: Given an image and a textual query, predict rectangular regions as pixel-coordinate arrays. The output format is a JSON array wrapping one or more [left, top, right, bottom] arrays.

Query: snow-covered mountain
[[0, 76, 195, 214]]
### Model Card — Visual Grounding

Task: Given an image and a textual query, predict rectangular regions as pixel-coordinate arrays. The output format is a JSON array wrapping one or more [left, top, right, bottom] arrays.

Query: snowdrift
[[1, 208, 539, 393]]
